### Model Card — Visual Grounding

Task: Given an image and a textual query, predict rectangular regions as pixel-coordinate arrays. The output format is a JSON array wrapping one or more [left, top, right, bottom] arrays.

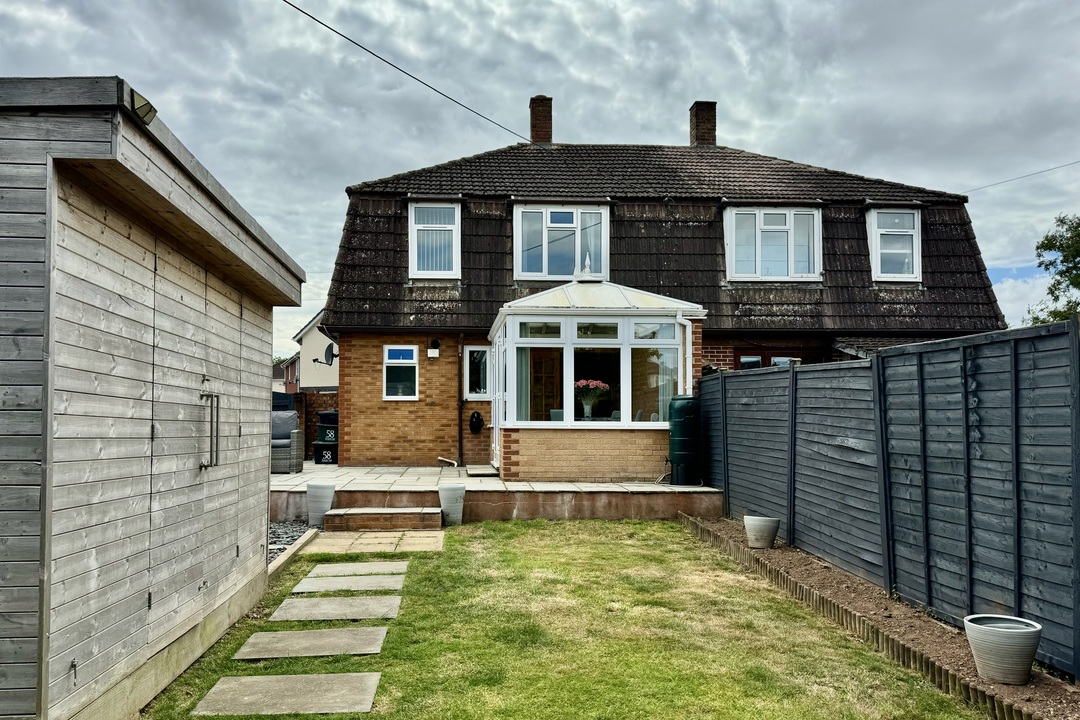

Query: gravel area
[[268, 521, 311, 564]]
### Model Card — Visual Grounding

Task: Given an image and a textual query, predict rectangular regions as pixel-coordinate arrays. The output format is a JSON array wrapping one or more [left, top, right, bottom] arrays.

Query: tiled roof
[[349, 143, 965, 203]]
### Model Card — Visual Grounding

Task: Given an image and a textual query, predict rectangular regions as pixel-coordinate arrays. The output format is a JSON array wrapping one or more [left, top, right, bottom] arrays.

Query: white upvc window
[[408, 202, 461, 279], [513, 204, 609, 280], [868, 208, 922, 281], [464, 345, 491, 401], [383, 345, 418, 400], [724, 207, 822, 280]]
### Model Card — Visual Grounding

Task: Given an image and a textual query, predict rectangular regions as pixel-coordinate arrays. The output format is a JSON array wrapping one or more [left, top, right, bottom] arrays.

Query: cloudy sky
[[3, 0, 1078, 356]]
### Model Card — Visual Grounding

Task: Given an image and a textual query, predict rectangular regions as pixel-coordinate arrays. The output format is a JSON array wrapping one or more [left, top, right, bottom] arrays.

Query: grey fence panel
[[698, 321, 1078, 676], [698, 373, 725, 491], [792, 361, 883, 585], [723, 368, 791, 539]]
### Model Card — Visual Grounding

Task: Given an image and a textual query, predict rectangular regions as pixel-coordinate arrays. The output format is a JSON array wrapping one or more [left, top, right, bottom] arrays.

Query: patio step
[[323, 507, 442, 531]]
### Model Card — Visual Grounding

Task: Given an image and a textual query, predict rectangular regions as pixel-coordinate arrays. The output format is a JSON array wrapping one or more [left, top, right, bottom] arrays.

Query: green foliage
[[1027, 213, 1080, 324]]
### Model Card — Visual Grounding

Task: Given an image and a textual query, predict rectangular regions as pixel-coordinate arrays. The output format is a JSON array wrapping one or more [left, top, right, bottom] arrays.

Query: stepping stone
[[292, 574, 404, 593], [309, 561, 409, 577], [193, 673, 380, 715], [270, 596, 401, 621], [233, 627, 387, 659]]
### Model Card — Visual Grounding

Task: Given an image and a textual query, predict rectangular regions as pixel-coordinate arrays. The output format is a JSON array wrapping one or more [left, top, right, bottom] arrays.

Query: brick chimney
[[530, 95, 552, 144], [689, 100, 716, 147]]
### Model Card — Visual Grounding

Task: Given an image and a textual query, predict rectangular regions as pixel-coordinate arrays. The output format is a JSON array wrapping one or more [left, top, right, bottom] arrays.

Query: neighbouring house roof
[[348, 143, 965, 203], [292, 310, 325, 344]]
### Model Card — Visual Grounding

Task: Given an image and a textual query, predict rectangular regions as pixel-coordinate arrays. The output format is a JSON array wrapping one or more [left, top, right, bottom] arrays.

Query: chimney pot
[[530, 95, 552, 145], [689, 101, 717, 147]]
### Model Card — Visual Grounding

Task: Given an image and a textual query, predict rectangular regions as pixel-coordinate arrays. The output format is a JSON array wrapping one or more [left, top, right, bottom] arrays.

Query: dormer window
[[513, 205, 609, 280], [868, 208, 921, 281], [724, 207, 822, 281], [409, 202, 461, 279]]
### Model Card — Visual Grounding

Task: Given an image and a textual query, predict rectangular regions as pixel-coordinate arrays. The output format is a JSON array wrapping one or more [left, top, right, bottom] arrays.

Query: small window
[[514, 205, 609, 279], [725, 208, 821, 280], [634, 322, 676, 340], [519, 321, 561, 339], [464, 346, 491, 401], [576, 322, 619, 339], [868, 208, 921, 281], [409, 202, 461, 279], [383, 345, 418, 400]]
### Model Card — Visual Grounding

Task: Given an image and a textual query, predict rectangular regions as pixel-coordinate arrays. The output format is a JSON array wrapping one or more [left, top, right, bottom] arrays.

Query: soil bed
[[696, 517, 1079, 720]]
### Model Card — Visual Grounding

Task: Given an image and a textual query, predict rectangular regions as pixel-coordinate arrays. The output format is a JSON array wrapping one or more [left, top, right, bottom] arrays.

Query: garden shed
[[0, 77, 304, 720]]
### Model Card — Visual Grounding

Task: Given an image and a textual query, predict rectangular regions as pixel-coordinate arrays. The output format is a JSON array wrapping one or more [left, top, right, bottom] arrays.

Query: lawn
[[142, 520, 978, 719]]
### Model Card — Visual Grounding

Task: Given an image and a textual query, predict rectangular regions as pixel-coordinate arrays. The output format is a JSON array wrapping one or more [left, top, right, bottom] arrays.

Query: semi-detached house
[[322, 97, 1004, 482]]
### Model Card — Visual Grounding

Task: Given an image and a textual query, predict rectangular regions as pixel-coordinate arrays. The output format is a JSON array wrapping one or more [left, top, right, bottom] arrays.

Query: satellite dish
[[313, 343, 339, 367]]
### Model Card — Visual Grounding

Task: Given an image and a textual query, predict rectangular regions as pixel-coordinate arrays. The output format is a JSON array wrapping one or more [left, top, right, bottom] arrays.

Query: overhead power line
[[279, 0, 534, 146], [964, 159, 1080, 194]]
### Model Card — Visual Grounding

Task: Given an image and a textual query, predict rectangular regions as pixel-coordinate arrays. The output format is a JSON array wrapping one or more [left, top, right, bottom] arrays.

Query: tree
[[1025, 213, 1080, 325]]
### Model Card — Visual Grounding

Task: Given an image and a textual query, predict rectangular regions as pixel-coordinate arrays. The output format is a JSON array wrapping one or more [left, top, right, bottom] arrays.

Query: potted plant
[[743, 516, 781, 549], [574, 379, 610, 418], [963, 614, 1042, 685]]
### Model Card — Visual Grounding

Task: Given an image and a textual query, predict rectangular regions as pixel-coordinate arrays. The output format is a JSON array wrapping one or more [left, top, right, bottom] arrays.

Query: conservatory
[[488, 280, 707, 480]]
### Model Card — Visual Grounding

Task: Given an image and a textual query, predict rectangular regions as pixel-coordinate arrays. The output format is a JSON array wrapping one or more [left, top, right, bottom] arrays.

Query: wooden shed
[[0, 77, 304, 720]]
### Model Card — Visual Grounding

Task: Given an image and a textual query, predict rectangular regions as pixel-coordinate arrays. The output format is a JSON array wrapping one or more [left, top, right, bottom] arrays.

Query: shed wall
[[0, 109, 114, 719]]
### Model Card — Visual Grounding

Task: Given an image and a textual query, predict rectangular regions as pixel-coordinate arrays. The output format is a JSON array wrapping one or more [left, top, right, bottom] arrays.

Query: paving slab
[[309, 561, 409, 577], [193, 673, 380, 715], [233, 627, 388, 660], [292, 574, 404, 593], [270, 596, 401, 621]]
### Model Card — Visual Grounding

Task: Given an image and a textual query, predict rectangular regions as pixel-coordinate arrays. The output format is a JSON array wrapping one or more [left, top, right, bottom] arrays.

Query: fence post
[[1010, 338, 1022, 617], [786, 365, 797, 546], [719, 370, 730, 518], [1070, 315, 1080, 679], [872, 354, 894, 594], [960, 345, 974, 615]]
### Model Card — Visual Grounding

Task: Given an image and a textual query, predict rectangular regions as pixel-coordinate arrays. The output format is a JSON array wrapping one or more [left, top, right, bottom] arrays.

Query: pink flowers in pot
[[574, 379, 611, 404]]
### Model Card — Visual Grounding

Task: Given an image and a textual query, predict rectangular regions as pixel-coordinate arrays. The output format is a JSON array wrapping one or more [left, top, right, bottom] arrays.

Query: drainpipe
[[676, 312, 693, 395], [457, 332, 465, 467]]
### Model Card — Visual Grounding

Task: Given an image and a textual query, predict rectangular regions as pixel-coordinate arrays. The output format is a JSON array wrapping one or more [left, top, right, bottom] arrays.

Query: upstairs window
[[514, 205, 609, 280], [725, 208, 822, 280], [869, 208, 921, 281], [409, 202, 460, 279]]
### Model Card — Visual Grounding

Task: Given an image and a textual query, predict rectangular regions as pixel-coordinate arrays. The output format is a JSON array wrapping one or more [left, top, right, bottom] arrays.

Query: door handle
[[200, 392, 220, 469]]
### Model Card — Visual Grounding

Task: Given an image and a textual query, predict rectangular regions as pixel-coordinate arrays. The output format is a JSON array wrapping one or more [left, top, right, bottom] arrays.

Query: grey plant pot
[[743, 516, 781, 549], [438, 483, 466, 526], [963, 614, 1042, 685], [305, 482, 337, 528]]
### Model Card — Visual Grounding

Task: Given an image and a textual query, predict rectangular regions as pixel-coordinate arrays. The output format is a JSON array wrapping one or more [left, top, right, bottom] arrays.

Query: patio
[[269, 462, 724, 523]]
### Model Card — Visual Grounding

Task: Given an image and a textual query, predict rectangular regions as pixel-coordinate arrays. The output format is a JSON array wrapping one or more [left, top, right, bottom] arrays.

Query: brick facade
[[338, 332, 492, 466], [499, 428, 668, 482]]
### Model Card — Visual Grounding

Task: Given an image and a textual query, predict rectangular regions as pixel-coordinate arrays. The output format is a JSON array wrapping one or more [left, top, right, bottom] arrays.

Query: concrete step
[[323, 506, 442, 531]]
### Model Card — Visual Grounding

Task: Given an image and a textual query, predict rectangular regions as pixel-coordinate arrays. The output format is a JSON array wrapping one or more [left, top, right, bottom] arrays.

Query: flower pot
[[438, 483, 466, 526], [963, 614, 1042, 685], [743, 516, 780, 549], [305, 482, 337, 528]]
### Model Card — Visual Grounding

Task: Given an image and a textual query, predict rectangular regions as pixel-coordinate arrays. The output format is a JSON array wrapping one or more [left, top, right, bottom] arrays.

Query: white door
[[490, 333, 504, 466]]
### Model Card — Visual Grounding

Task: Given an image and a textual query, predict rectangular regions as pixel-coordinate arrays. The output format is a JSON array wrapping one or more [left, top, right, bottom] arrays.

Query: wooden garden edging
[[679, 514, 1044, 720]]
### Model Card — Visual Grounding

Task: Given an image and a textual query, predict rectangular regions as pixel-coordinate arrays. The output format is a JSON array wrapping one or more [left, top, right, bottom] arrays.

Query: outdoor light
[[131, 89, 157, 125]]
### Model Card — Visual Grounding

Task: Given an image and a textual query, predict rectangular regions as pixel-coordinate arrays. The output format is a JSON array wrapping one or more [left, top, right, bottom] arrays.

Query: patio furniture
[[271, 410, 303, 474]]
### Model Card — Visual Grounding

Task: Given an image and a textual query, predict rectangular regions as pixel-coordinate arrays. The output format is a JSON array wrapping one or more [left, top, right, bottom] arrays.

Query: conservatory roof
[[491, 280, 706, 336]]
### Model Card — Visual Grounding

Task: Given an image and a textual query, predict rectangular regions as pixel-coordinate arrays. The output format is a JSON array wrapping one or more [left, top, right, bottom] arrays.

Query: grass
[[142, 520, 979, 719]]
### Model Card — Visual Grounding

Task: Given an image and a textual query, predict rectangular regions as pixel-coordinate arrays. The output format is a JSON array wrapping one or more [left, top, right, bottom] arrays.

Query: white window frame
[[408, 202, 461, 279], [505, 316, 683, 428], [868, 208, 922, 282], [464, 345, 491, 401], [723, 207, 823, 281], [513, 204, 610, 280], [383, 345, 419, 401]]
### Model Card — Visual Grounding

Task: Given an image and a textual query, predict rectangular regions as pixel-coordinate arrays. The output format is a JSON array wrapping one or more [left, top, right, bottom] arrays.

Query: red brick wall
[[701, 343, 735, 370], [338, 332, 491, 466], [499, 428, 667, 482]]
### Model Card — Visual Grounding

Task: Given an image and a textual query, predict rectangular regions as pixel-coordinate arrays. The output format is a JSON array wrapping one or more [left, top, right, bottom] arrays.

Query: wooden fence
[[698, 321, 1079, 677]]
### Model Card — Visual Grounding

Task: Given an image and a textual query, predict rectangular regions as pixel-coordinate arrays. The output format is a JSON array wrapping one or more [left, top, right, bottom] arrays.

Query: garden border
[[679, 513, 1044, 720]]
